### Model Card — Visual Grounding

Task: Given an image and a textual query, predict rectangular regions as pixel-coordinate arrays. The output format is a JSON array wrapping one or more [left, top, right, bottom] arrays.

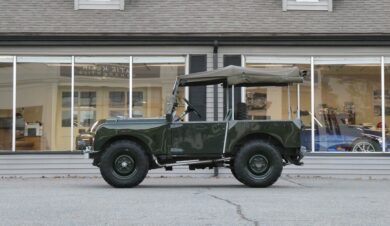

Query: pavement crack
[[283, 177, 308, 187], [207, 194, 259, 226]]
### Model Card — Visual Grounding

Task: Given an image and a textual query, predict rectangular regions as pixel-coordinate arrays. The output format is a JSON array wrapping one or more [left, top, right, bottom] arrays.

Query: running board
[[153, 156, 231, 168]]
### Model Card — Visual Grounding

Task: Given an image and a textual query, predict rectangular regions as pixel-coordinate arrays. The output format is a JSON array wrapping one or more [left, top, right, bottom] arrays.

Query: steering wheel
[[183, 98, 202, 119]]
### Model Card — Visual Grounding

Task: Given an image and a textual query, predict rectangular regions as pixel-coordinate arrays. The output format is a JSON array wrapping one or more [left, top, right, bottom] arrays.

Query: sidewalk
[[1, 177, 390, 226]]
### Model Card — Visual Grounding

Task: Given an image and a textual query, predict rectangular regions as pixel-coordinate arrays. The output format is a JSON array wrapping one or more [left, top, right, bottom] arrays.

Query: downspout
[[213, 40, 219, 177], [213, 40, 219, 121]]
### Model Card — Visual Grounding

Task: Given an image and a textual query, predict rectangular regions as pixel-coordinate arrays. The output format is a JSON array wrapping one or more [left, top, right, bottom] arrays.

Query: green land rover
[[83, 65, 305, 188]]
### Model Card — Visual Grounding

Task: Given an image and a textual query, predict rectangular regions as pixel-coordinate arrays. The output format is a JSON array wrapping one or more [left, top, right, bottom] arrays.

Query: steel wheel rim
[[352, 142, 375, 152], [113, 154, 135, 176], [248, 154, 269, 175]]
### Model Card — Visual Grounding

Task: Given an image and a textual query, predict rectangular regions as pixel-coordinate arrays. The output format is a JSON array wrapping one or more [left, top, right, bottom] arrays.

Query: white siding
[[206, 53, 215, 121]]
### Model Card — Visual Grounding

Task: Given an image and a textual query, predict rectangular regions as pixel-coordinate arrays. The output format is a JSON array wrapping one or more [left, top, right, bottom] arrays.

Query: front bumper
[[82, 146, 98, 154]]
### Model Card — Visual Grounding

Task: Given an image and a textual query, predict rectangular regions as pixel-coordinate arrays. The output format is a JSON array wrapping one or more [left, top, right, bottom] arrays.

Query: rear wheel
[[230, 162, 242, 183], [100, 140, 149, 188], [233, 140, 283, 187], [352, 138, 381, 152]]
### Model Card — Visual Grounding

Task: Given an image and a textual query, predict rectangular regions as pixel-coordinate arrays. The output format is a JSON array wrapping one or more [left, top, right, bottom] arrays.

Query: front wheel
[[233, 140, 283, 187], [100, 140, 149, 188]]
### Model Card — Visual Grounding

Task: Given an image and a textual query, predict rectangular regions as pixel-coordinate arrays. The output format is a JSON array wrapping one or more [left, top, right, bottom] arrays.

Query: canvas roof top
[[178, 66, 303, 87]]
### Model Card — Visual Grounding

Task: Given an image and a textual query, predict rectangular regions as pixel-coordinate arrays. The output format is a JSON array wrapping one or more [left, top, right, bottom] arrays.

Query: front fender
[[93, 121, 169, 155]]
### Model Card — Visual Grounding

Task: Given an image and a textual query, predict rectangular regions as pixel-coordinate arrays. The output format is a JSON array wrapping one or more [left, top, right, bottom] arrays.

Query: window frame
[[74, 0, 125, 10], [282, 0, 333, 12]]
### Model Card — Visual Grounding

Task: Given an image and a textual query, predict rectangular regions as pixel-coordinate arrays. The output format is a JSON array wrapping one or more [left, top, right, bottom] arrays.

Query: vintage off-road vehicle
[[83, 66, 305, 188]]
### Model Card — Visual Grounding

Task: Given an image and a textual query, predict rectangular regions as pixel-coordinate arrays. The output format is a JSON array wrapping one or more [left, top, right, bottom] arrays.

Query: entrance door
[[170, 122, 226, 156]]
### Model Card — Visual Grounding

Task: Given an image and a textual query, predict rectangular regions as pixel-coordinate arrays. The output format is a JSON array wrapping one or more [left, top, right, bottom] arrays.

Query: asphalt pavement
[[1, 176, 390, 226]]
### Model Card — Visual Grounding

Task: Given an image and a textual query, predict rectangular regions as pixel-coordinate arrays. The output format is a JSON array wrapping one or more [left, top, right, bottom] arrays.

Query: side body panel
[[93, 119, 301, 157], [170, 122, 226, 156], [225, 120, 301, 154], [93, 119, 169, 155]]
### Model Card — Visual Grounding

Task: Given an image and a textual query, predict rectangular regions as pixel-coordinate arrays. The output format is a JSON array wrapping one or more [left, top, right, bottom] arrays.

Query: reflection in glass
[[384, 64, 390, 152], [0, 61, 13, 151], [80, 92, 96, 107], [245, 64, 311, 121], [80, 110, 96, 127], [61, 110, 72, 127], [109, 110, 126, 118], [133, 61, 185, 118], [16, 58, 71, 151], [314, 64, 383, 152], [62, 92, 78, 108], [109, 91, 126, 108], [74, 59, 129, 150]]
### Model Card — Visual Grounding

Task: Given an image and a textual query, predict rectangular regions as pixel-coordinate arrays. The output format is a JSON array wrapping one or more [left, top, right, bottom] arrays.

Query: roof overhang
[[2, 33, 390, 46]]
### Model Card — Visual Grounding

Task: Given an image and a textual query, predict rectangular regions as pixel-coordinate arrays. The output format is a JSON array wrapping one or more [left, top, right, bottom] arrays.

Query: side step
[[153, 156, 231, 168]]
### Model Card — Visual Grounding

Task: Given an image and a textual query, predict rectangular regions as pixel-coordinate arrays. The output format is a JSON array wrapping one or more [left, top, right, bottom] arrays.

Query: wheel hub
[[121, 162, 128, 167], [248, 154, 269, 175], [114, 154, 135, 175], [353, 142, 375, 152]]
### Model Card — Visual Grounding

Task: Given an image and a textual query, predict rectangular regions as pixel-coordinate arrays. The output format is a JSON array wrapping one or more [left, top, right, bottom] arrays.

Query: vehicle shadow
[[80, 183, 299, 189]]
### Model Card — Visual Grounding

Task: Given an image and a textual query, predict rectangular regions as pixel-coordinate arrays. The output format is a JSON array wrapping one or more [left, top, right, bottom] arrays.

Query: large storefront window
[[74, 57, 130, 150], [133, 56, 185, 118], [245, 57, 311, 122], [0, 57, 13, 151], [1, 55, 187, 152], [314, 57, 382, 152], [16, 57, 71, 151], [384, 58, 390, 152]]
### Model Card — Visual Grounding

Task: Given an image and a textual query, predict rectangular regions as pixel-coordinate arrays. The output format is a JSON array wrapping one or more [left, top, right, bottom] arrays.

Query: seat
[[235, 102, 248, 120]]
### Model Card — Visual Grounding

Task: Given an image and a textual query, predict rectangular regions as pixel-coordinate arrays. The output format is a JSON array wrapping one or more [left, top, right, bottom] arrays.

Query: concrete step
[[1, 154, 390, 179]]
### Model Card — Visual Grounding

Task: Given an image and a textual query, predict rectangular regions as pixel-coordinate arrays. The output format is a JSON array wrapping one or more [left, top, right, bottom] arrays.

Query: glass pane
[[245, 63, 311, 121], [0, 61, 13, 151], [109, 110, 126, 118], [61, 110, 72, 127], [384, 62, 390, 152], [109, 91, 125, 108], [74, 58, 129, 150], [133, 59, 185, 118], [16, 58, 71, 151], [80, 92, 96, 107], [80, 110, 96, 127], [61, 111, 79, 128], [314, 62, 381, 152], [62, 92, 78, 108]]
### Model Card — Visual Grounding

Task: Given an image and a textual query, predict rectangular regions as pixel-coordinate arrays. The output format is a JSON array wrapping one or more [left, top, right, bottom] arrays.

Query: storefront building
[[1, 0, 390, 157]]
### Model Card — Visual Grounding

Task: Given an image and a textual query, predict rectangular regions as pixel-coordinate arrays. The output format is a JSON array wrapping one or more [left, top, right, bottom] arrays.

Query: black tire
[[230, 160, 245, 183], [233, 140, 283, 187], [352, 138, 381, 152], [100, 140, 149, 188]]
